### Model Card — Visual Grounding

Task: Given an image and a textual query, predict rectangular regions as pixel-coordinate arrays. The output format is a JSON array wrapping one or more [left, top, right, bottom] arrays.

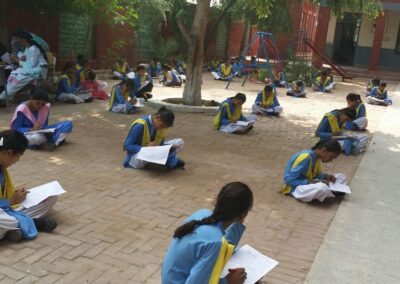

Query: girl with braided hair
[[162, 182, 253, 284]]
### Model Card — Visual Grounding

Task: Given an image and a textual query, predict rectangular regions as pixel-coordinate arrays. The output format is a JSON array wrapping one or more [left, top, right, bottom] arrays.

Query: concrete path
[[305, 86, 400, 283]]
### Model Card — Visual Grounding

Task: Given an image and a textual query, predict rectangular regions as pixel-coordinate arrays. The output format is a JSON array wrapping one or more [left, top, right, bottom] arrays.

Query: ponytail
[[173, 214, 220, 239], [173, 182, 253, 239]]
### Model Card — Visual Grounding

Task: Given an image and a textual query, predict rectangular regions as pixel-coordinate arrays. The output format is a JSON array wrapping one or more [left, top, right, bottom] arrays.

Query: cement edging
[[146, 99, 219, 114]]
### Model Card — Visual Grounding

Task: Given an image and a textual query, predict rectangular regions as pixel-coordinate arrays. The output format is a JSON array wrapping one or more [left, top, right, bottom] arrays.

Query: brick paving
[[0, 75, 394, 283]]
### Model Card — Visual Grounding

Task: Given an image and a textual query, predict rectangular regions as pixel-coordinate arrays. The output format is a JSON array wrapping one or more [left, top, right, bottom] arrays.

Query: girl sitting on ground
[[160, 64, 182, 87], [0, 129, 58, 242], [133, 64, 153, 100], [345, 93, 368, 131], [252, 85, 283, 116], [211, 58, 233, 81], [366, 82, 392, 106], [366, 78, 380, 96], [109, 79, 143, 114], [10, 88, 73, 151], [56, 62, 92, 104], [315, 107, 368, 155], [286, 80, 307, 98], [312, 70, 334, 93], [83, 70, 109, 100], [162, 181, 252, 283], [213, 93, 256, 134], [281, 139, 348, 202], [123, 107, 185, 170]]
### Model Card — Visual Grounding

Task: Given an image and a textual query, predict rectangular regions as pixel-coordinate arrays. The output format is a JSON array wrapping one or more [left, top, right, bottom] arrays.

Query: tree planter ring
[[146, 98, 220, 114]]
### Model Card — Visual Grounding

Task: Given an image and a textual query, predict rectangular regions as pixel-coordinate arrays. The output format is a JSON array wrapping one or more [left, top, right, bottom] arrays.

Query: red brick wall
[[92, 22, 134, 69], [4, 1, 59, 55], [227, 21, 245, 57]]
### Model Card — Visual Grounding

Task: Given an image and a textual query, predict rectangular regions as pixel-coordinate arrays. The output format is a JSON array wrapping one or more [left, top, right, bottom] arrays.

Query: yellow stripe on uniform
[[131, 118, 166, 146], [0, 167, 19, 208], [213, 102, 242, 129], [209, 237, 235, 284], [315, 112, 341, 137], [281, 152, 321, 194]]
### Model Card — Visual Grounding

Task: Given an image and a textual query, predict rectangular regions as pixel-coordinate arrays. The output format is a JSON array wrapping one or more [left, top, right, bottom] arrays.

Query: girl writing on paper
[[366, 82, 393, 106], [252, 85, 283, 116], [315, 107, 368, 155], [214, 93, 257, 134], [160, 64, 183, 87], [56, 62, 92, 104], [133, 64, 153, 100], [109, 79, 143, 114], [281, 140, 349, 202], [82, 70, 109, 100], [123, 107, 185, 170], [10, 88, 73, 151], [0, 130, 58, 242], [162, 182, 252, 284], [345, 93, 368, 131]]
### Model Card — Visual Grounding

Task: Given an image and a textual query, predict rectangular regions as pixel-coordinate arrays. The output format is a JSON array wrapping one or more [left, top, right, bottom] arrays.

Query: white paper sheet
[[221, 245, 279, 284], [25, 128, 56, 135], [329, 182, 351, 194], [164, 138, 184, 153], [22, 181, 66, 208], [136, 144, 173, 165], [234, 120, 255, 127]]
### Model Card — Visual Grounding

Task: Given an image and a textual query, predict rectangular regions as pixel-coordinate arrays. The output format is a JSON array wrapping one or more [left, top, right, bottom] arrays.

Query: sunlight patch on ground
[[48, 156, 65, 165]]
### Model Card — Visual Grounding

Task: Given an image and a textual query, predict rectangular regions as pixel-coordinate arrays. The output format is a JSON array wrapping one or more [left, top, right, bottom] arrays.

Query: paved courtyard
[[0, 74, 394, 283]]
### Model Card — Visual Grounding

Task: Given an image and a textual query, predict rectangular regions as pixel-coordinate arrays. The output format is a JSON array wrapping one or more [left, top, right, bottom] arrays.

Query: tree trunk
[[179, 0, 211, 106], [239, 17, 251, 55]]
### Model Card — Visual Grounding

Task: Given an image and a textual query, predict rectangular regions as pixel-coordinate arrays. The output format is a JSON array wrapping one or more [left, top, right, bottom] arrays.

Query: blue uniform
[[56, 76, 77, 98], [283, 149, 326, 194], [109, 85, 137, 113], [255, 92, 280, 108], [316, 111, 353, 155], [123, 115, 179, 168], [219, 99, 246, 127], [162, 209, 246, 284], [11, 109, 73, 145], [345, 103, 366, 130], [133, 74, 153, 96]]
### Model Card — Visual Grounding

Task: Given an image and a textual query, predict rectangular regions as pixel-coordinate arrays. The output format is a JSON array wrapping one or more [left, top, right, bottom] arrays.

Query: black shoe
[[84, 97, 93, 103], [34, 217, 58, 232], [4, 230, 22, 241], [175, 159, 185, 170], [145, 93, 153, 99], [331, 191, 346, 197], [40, 142, 56, 151]]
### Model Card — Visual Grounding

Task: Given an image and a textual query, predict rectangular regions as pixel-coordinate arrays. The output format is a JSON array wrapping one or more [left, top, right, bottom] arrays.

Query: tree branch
[[177, 16, 192, 45]]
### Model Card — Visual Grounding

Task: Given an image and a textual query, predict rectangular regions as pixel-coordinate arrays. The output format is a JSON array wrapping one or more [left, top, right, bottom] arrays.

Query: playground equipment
[[226, 31, 285, 89]]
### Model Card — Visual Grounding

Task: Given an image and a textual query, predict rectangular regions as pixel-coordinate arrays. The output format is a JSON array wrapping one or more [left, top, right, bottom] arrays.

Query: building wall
[[324, 14, 337, 57], [325, 9, 400, 70], [354, 10, 400, 69]]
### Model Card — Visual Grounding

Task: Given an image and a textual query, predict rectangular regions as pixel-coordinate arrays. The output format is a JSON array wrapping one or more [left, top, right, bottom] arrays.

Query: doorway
[[332, 13, 361, 65]]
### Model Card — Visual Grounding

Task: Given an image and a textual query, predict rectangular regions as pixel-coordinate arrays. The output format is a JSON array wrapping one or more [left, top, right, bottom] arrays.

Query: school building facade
[[323, 1, 400, 71], [1, 0, 399, 72]]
